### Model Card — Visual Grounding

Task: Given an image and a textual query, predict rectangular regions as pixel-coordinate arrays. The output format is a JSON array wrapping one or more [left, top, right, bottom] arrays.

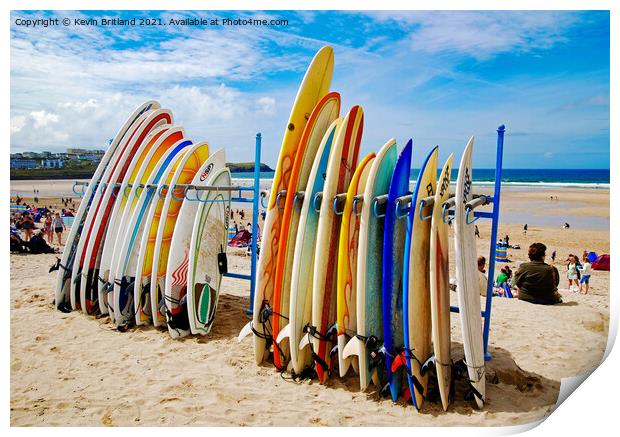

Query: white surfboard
[[187, 166, 232, 336], [110, 135, 190, 327], [71, 109, 172, 313], [164, 149, 226, 338], [54, 100, 158, 311], [90, 124, 172, 316], [133, 145, 191, 326], [454, 137, 485, 409], [150, 142, 211, 329]]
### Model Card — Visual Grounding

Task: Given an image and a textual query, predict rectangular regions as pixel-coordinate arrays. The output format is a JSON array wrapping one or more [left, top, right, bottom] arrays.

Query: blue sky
[[10, 10, 610, 169]]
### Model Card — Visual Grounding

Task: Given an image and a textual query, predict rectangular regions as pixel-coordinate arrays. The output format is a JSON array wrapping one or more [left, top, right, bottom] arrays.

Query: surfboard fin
[[342, 336, 363, 359], [299, 334, 310, 351], [237, 321, 252, 342], [275, 324, 291, 345]]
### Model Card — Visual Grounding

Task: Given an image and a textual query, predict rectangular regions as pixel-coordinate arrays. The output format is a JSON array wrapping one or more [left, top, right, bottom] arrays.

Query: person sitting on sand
[[478, 255, 488, 297], [496, 266, 512, 287], [514, 243, 562, 305], [579, 255, 592, 294]]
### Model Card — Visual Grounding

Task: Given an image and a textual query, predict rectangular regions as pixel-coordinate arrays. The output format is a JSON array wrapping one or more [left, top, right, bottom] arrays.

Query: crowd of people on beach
[[473, 241, 597, 306], [10, 195, 76, 255]]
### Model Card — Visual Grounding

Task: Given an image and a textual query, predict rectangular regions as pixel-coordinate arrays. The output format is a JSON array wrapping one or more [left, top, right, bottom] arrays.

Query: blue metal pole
[[482, 124, 505, 361], [247, 133, 261, 315]]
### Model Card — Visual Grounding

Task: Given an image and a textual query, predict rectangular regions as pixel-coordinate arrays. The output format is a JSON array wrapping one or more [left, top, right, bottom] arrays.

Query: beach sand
[[10, 185, 609, 426]]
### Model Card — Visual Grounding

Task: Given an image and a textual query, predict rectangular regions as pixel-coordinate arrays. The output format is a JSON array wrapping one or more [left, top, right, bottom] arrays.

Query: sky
[[10, 10, 610, 169]]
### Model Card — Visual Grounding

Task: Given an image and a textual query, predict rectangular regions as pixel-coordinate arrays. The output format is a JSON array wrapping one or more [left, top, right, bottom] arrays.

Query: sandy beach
[[10, 183, 610, 426]]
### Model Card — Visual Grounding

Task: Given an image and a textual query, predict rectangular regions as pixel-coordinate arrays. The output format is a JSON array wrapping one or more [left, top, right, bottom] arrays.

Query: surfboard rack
[[332, 193, 347, 215], [275, 190, 287, 210], [352, 194, 364, 216], [72, 181, 89, 196], [455, 125, 506, 361], [367, 125, 506, 361], [394, 194, 412, 219], [418, 196, 435, 221], [372, 194, 388, 218], [313, 192, 323, 212], [293, 191, 305, 211], [73, 133, 265, 316]]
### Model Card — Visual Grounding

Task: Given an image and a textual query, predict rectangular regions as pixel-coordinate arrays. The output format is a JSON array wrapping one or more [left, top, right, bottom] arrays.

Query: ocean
[[231, 168, 610, 189]]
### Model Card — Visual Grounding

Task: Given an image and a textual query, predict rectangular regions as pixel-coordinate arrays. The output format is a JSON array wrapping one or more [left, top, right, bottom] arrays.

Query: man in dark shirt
[[514, 242, 562, 305]]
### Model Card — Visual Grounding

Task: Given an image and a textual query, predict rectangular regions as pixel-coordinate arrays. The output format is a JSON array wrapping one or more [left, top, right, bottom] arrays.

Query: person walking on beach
[[20, 212, 35, 241], [52, 213, 65, 246], [43, 213, 53, 244], [523, 224, 528, 235], [566, 254, 580, 292], [474, 225, 480, 238], [514, 243, 562, 305], [551, 250, 557, 263]]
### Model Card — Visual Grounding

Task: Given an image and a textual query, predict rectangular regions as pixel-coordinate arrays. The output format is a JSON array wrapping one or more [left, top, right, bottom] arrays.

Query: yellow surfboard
[[336, 153, 375, 377], [430, 154, 454, 411], [242, 46, 335, 366]]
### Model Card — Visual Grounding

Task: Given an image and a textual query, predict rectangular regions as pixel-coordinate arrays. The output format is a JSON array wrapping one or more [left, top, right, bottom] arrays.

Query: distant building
[[42, 159, 64, 168], [10, 159, 38, 169]]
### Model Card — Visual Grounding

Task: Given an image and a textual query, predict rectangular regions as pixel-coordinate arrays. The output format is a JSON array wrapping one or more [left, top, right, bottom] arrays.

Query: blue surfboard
[[381, 139, 412, 401]]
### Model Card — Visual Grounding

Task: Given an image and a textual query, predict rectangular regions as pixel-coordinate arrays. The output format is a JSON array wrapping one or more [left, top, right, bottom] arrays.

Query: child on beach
[[579, 256, 592, 294], [566, 255, 580, 292], [43, 213, 53, 243], [52, 213, 65, 246]]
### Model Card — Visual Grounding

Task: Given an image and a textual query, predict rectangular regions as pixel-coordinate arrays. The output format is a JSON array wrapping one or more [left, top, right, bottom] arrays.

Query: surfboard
[[164, 149, 226, 338], [244, 45, 334, 366], [270, 92, 341, 369], [311, 105, 363, 383], [336, 153, 375, 377], [109, 131, 189, 326], [403, 145, 438, 410], [54, 100, 158, 311], [454, 137, 485, 409], [151, 142, 210, 330], [187, 166, 232, 336], [71, 109, 172, 312], [430, 153, 454, 411], [69, 112, 152, 312], [133, 146, 191, 326], [80, 113, 172, 317], [343, 139, 397, 391], [87, 124, 171, 315], [381, 139, 412, 401], [274, 118, 342, 376]]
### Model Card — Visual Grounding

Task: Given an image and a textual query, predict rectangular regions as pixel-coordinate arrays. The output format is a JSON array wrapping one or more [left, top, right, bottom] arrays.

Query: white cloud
[[11, 116, 26, 133], [256, 96, 276, 115], [365, 11, 577, 60], [30, 110, 59, 128]]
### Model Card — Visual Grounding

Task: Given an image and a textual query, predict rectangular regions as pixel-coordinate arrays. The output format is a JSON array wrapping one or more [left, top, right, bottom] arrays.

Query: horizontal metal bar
[[223, 272, 252, 280], [450, 306, 486, 318], [445, 209, 495, 219], [231, 199, 255, 204]]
